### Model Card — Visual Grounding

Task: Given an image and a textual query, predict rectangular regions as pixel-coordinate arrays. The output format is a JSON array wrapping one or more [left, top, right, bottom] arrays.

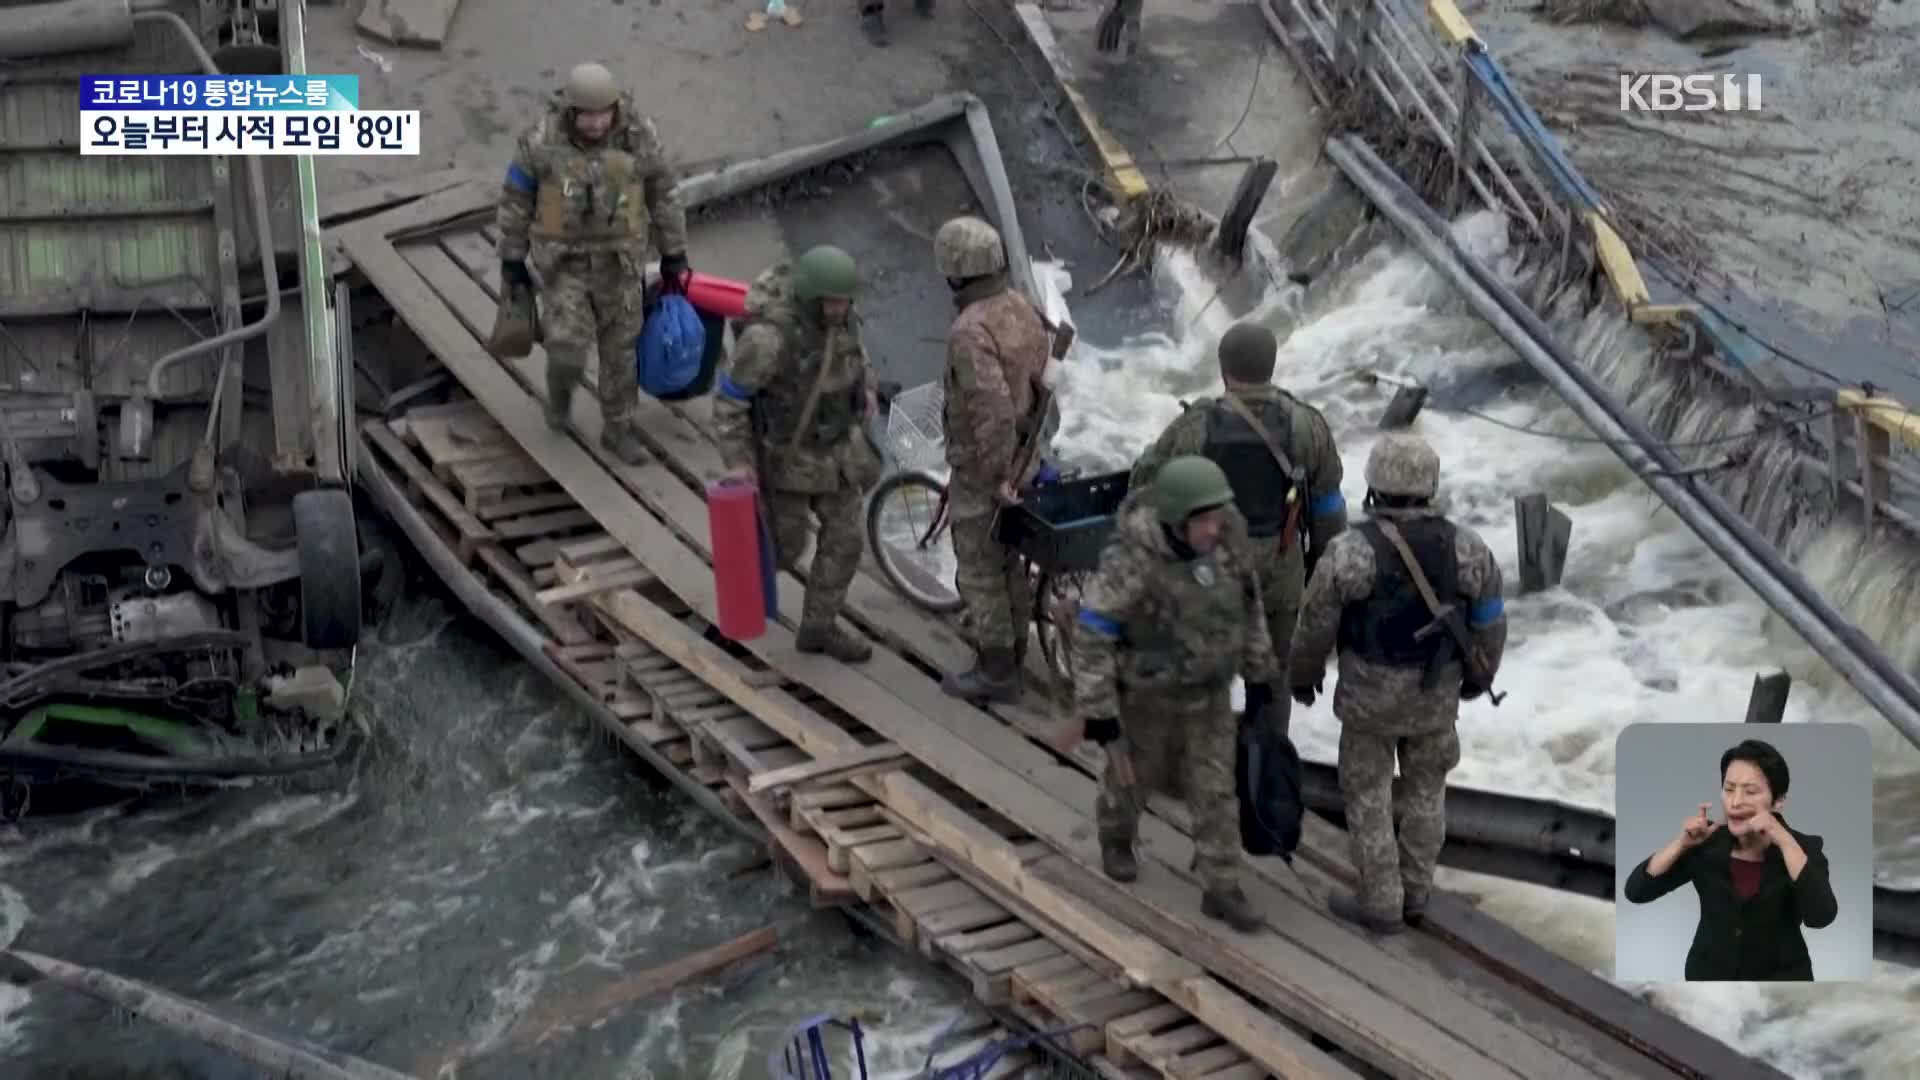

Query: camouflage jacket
[[1127, 383, 1347, 574], [943, 276, 1051, 490], [711, 264, 882, 495], [1290, 505, 1508, 736], [495, 92, 688, 268], [1069, 501, 1276, 722]]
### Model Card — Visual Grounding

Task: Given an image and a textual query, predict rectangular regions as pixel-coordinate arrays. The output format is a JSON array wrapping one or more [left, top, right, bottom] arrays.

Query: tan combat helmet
[[565, 62, 620, 111], [933, 216, 1008, 280], [1364, 432, 1440, 499]]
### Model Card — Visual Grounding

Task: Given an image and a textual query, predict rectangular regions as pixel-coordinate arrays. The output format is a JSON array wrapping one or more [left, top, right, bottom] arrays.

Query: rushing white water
[[1038, 215, 1920, 1079]]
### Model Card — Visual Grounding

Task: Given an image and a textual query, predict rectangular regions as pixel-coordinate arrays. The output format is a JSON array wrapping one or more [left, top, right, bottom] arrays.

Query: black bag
[[1237, 718, 1303, 861]]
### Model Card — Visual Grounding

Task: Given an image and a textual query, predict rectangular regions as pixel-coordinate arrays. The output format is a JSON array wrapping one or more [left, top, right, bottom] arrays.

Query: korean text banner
[[79, 111, 420, 157], [79, 75, 360, 111]]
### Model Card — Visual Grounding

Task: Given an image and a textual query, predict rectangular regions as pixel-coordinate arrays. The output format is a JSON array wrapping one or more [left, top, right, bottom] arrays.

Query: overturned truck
[[0, 0, 365, 808]]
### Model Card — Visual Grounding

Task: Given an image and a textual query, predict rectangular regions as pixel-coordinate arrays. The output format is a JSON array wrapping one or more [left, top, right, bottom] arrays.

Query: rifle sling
[[1373, 519, 1463, 649]]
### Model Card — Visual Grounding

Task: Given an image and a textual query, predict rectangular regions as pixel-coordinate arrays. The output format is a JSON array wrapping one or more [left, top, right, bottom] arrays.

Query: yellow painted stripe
[[1426, 0, 1478, 44], [1059, 81, 1150, 203], [1586, 211, 1651, 310], [1838, 389, 1920, 449]]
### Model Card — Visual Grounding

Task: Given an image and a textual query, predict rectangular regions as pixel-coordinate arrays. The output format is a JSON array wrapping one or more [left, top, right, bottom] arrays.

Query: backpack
[[635, 292, 712, 401], [1238, 719, 1304, 861]]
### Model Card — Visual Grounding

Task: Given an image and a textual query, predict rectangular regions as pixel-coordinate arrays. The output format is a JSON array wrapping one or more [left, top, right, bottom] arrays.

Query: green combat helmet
[[1153, 455, 1235, 524], [565, 63, 620, 111], [1364, 432, 1440, 499], [794, 245, 859, 302], [933, 216, 1007, 280]]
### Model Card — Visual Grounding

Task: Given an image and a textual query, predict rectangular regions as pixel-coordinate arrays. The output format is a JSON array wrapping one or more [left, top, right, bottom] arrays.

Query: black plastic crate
[[993, 469, 1132, 574]]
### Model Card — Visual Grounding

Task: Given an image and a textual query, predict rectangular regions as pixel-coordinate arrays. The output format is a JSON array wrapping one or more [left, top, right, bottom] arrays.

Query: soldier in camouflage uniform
[[933, 216, 1053, 705], [496, 62, 690, 466], [1065, 456, 1274, 932], [1128, 322, 1346, 738], [1289, 433, 1508, 933], [712, 245, 881, 665]]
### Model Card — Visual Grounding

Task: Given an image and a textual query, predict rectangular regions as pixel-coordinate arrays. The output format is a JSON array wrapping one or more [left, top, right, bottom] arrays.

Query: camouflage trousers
[[1096, 685, 1240, 893], [1248, 536, 1305, 735], [949, 479, 1030, 654], [539, 251, 644, 424], [766, 485, 864, 630], [1336, 725, 1462, 922]]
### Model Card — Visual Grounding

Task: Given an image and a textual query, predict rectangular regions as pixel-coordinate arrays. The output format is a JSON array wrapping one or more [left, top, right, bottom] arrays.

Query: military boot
[[941, 646, 1021, 704], [795, 618, 873, 664], [859, 3, 888, 44], [1201, 884, 1263, 933], [600, 416, 651, 466], [1100, 835, 1138, 883], [1402, 891, 1428, 928], [1328, 890, 1405, 935]]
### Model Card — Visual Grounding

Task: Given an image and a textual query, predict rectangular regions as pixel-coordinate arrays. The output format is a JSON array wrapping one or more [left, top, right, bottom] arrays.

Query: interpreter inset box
[[1613, 722, 1872, 983]]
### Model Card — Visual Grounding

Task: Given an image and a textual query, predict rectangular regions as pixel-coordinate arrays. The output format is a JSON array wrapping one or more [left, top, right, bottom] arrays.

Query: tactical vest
[[1118, 529, 1247, 692], [749, 319, 865, 452], [1202, 395, 1298, 539], [1337, 518, 1460, 668], [531, 132, 651, 248]]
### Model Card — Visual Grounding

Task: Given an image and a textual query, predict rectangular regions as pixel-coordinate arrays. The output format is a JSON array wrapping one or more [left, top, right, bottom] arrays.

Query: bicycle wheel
[[865, 470, 964, 615], [1031, 570, 1088, 688]]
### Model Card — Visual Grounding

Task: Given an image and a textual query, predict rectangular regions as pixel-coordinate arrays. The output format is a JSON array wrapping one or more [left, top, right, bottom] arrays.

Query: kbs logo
[[1618, 73, 1763, 112]]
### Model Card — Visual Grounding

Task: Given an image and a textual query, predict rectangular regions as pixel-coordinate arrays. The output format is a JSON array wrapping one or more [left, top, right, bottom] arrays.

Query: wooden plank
[[792, 785, 869, 813], [1122, 1022, 1217, 1066], [965, 937, 1063, 1005], [534, 565, 657, 606], [339, 230, 1369, 1080], [863, 860, 949, 898], [476, 489, 576, 521], [727, 775, 854, 907], [1164, 1042, 1243, 1077], [559, 534, 628, 562], [407, 412, 511, 474], [360, 419, 493, 553], [450, 453, 549, 495], [917, 900, 1012, 941], [355, 0, 463, 49], [893, 878, 985, 918], [748, 741, 907, 794], [468, 543, 593, 646], [494, 507, 597, 541]]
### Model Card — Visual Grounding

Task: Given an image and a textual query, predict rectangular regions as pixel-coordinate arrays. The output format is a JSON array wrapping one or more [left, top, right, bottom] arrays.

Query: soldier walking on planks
[[712, 245, 884, 665], [858, 0, 934, 48], [493, 61, 692, 466], [1094, 0, 1143, 58], [933, 216, 1054, 705], [1289, 433, 1508, 934], [1064, 456, 1275, 933], [1127, 321, 1347, 738]]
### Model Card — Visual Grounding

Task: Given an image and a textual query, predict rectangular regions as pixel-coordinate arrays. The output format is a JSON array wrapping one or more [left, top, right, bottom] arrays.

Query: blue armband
[[1469, 596, 1505, 627], [1076, 608, 1123, 638], [505, 163, 537, 194], [717, 373, 754, 402]]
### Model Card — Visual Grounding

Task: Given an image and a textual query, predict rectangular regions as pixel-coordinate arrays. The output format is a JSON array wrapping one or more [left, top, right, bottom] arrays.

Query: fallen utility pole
[[1324, 135, 1920, 752], [2, 949, 412, 1080]]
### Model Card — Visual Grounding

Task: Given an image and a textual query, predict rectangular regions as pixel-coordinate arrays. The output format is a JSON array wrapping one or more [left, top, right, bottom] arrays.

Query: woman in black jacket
[[1622, 738, 1839, 981]]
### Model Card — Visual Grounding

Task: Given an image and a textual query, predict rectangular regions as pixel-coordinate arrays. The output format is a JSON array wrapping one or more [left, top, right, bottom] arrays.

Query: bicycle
[[865, 382, 1130, 687]]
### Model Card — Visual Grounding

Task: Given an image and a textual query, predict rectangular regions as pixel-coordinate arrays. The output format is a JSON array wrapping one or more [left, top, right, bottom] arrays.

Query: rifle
[[1373, 520, 1506, 706], [1005, 318, 1075, 491]]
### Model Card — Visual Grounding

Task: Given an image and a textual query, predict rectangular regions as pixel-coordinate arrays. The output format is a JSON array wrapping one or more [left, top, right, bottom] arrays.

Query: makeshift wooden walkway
[[337, 176, 1789, 1080]]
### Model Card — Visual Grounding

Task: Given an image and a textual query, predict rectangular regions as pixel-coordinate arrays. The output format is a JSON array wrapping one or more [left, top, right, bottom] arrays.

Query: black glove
[[1095, 1, 1130, 53], [1460, 682, 1486, 702], [1243, 682, 1274, 725], [501, 259, 532, 288], [658, 252, 689, 293], [1290, 680, 1321, 709], [1084, 716, 1122, 745]]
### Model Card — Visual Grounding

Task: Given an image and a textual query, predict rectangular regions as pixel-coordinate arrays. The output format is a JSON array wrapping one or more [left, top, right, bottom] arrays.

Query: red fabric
[[707, 478, 766, 641], [686, 272, 748, 320], [1731, 856, 1765, 899]]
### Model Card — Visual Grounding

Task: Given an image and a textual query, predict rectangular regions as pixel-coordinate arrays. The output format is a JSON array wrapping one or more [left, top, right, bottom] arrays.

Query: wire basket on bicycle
[[883, 381, 949, 476]]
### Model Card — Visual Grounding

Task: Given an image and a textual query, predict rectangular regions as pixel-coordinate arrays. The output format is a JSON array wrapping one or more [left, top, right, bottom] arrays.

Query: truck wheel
[[295, 489, 362, 650]]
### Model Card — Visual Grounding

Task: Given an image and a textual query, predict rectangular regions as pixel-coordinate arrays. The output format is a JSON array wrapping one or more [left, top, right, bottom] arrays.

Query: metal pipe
[[135, 9, 282, 399], [1325, 135, 1920, 749], [0, 0, 133, 59], [354, 447, 764, 844]]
